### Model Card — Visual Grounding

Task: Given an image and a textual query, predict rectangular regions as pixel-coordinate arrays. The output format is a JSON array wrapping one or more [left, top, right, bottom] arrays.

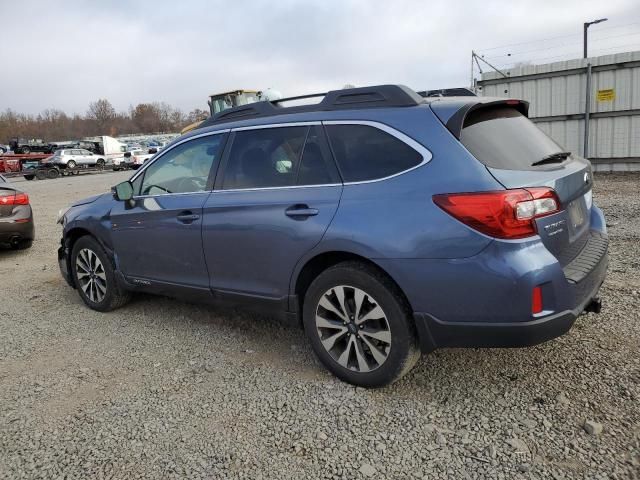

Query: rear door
[[202, 124, 342, 301], [458, 105, 593, 263]]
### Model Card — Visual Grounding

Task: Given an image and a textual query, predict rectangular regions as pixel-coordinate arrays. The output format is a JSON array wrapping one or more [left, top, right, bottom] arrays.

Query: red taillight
[[433, 188, 560, 239], [0, 192, 29, 206], [532, 286, 543, 314]]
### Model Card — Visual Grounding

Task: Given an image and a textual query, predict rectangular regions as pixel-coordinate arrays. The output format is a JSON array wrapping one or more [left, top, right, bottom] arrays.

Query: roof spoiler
[[417, 88, 477, 98], [432, 99, 530, 139]]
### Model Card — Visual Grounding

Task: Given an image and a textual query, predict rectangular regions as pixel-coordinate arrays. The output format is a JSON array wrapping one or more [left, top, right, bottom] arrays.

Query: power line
[[481, 30, 640, 60], [477, 21, 640, 52]]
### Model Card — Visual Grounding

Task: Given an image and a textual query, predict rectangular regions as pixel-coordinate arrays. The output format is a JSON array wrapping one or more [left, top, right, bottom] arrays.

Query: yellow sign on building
[[596, 89, 615, 102]]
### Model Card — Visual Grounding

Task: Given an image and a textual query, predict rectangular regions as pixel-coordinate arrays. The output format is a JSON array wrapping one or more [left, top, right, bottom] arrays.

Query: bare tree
[[0, 98, 192, 144], [87, 99, 116, 129]]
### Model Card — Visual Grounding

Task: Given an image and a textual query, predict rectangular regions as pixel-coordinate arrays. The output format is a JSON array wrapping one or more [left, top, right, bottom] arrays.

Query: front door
[[202, 124, 342, 302], [110, 132, 227, 291]]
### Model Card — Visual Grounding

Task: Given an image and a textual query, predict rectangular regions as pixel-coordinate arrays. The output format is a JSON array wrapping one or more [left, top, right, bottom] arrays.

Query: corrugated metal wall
[[478, 51, 640, 171]]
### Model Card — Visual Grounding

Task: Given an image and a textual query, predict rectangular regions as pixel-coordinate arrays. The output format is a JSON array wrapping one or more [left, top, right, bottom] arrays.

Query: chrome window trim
[[322, 120, 432, 185], [133, 190, 213, 200], [128, 120, 433, 197], [216, 183, 342, 193], [129, 128, 230, 184]]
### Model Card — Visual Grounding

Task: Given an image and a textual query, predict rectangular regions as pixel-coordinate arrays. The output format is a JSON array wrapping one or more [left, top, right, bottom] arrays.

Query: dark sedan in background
[[0, 174, 34, 249]]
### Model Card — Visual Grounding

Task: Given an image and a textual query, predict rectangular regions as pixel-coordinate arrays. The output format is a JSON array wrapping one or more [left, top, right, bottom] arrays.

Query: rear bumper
[[0, 213, 35, 246], [414, 250, 608, 351]]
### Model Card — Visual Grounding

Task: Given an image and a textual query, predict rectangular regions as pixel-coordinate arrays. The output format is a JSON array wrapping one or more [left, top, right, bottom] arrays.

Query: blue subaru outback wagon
[[57, 85, 608, 387]]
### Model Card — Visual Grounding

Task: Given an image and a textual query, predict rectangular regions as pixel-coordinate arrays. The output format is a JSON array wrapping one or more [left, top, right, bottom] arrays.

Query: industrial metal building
[[477, 50, 640, 171]]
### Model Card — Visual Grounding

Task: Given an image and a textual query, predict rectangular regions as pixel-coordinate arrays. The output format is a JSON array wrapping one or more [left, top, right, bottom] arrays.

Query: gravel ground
[[0, 171, 638, 479]]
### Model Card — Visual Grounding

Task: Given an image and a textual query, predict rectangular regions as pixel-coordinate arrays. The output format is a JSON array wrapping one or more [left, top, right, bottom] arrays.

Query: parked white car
[[45, 149, 106, 169], [128, 150, 154, 169]]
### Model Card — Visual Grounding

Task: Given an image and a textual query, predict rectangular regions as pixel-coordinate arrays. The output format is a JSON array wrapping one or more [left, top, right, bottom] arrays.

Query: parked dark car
[[0, 174, 34, 249], [57, 85, 608, 387], [9, 138, 54, 154]]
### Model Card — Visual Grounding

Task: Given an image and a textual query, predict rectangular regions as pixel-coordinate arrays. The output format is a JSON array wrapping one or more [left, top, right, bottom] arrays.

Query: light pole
[[584, 18, 607, 58], [583, 18, 607, 159]]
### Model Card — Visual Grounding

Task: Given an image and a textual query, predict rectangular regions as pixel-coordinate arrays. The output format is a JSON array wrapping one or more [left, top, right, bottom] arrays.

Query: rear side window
[[325, 124, 422, 182], [460, 107, 566, 170], [222, 127, 307, 189]]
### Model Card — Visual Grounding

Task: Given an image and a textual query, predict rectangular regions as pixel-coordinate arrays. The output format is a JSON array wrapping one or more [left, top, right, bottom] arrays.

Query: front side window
[[138, 134, 225, 196], [325, 124, 423, 182], [222, 126, 307, 189]]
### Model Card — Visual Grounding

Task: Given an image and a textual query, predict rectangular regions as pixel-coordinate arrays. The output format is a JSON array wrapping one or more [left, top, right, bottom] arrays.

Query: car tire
[[23, 174, 35, 181], [96, 158, 105, 170], [46, 168, 59, 179], [11, 239, 33, 250], [21, 146, 30, 154], [303, 261, 420, 388], [35, 169, 47, 180], [67, 160, 77, 169], [70, 236, 131, 312]]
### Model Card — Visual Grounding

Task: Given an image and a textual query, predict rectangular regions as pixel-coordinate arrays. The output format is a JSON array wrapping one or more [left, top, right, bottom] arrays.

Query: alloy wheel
[[315, 285, 391, 372], [75, 248, 107, 303]]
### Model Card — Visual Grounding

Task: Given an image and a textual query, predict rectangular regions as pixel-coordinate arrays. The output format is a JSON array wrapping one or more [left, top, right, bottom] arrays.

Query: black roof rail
[[417, 88, 477, 98], [199, 84, 425, 128]]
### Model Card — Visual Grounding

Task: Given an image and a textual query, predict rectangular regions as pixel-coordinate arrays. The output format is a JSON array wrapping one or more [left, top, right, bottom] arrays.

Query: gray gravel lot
[[0, 171, 638, 479]]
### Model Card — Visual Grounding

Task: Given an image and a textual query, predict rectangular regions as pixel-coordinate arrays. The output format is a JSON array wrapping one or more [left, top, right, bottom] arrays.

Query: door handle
[[177, 212, 200, 223], [285, 205, 319, 218]]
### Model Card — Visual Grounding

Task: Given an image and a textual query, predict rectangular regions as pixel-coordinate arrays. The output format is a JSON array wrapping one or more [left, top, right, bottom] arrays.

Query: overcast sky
[[1, 0, 639, 115]]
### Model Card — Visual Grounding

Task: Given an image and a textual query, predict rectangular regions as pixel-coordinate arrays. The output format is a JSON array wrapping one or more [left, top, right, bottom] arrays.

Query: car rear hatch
[[432, 99, 598, 269]]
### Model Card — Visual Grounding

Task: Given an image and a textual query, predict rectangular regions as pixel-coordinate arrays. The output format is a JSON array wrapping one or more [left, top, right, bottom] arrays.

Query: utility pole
[[582, 18, 607, 158]]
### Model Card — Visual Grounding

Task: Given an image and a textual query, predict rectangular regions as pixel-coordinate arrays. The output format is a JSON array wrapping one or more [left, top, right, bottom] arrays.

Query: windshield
[[460, 106, 566, 171]]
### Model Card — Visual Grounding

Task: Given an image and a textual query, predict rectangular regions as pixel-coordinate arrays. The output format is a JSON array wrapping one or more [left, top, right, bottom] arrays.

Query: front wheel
[[303, 262, 420, 388], [21, 146, 30, 154], [67, 160, 77, 169], [96, 158, 105, 170], [70, 236, 131, 312]]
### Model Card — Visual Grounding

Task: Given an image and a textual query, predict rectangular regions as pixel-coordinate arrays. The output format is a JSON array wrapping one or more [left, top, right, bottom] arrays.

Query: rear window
[[325, 124, 422, 182], [460, 106, 566, 170]]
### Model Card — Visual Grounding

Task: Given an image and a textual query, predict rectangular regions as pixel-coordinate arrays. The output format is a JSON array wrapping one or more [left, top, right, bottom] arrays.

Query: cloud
[[0, 0, 638, 114]]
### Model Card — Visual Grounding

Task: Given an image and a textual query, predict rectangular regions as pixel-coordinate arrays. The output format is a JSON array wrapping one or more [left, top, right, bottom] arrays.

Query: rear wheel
[[71, 236, 131, 312], [96, 158, 105, 170], [35, 169, 47, 180], [21, 146, 30, 154], [46, 168, 59, 179], [303, 262, 420, 388], [67, 160, 77, 169]]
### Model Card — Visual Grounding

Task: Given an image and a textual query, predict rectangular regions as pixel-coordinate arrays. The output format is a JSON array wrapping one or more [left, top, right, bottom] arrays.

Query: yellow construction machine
[[181, 89, 261, 134]]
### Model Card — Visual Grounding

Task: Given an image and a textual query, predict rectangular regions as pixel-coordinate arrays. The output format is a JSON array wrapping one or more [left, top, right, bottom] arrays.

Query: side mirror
[[112, 181, 134, 201]]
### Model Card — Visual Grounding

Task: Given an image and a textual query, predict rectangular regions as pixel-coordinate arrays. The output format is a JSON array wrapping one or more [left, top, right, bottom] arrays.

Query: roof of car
[[198, 84, 426, 129]]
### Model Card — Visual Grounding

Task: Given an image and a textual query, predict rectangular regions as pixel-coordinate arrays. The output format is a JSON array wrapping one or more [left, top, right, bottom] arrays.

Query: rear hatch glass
[[460, 106, 567, 171]]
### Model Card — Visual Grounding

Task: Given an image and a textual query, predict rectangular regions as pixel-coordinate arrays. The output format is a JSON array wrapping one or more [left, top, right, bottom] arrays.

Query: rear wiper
[[531, 151, 571, 166]]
